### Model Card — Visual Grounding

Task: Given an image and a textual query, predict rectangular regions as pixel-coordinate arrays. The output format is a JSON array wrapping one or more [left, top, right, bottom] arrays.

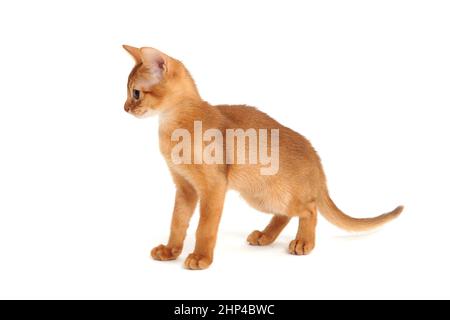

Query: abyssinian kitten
[[123, 45, 403, 270]]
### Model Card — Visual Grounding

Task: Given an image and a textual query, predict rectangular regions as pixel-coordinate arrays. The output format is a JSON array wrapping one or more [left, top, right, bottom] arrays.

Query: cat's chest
[[158, 130, 173, 159]]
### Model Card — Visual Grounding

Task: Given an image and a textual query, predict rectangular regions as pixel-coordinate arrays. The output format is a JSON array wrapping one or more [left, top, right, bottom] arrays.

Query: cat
[[123, 45, 403, 270]]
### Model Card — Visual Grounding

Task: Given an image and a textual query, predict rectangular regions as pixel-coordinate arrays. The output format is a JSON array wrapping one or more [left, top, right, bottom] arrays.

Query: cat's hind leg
[[289, 202, 317, 255], [247, 215, 291, 246]]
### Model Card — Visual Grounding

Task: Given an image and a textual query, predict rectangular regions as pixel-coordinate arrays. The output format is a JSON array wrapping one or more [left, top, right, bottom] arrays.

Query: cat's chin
[[132, 109, 158, 119]]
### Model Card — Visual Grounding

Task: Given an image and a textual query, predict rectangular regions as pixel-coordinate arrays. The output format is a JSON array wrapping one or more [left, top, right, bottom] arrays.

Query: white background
[[0, 0, 449, 299]]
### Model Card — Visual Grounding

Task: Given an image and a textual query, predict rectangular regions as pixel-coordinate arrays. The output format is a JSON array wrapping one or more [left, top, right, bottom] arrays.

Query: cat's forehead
[[127, 64, 142, 86], [127, 63, 163, 92]]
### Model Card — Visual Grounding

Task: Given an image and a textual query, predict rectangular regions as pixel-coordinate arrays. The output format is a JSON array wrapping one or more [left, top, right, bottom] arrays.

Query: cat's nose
[[124, 103, 130, 112]]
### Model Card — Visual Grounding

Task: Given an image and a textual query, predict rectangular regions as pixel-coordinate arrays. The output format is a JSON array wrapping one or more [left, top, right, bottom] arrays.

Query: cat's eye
[[133, 89, 140, 100]]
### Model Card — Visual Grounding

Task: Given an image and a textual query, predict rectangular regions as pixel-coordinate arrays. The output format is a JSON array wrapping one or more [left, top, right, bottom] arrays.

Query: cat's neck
[[158, 95, 209, 127]]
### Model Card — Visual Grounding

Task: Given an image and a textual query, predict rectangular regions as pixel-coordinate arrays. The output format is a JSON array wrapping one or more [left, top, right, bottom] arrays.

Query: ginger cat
[[123, 45, 403, 270]]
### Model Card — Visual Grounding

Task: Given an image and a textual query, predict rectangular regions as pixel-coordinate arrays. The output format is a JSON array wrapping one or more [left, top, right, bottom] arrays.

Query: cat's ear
[[132, 48, 168, 90], [123, 45, 142, 64], [140, 47, 168, 76]]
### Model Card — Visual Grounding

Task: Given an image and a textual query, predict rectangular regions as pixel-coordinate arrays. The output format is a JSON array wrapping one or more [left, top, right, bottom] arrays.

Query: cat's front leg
[[184, 180, 227, 270], [151, 172, 198, 261]]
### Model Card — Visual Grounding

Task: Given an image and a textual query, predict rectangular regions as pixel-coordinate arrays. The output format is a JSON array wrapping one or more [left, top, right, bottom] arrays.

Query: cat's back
[[216, 104, 281, 129], [216, 104, 321, 164], [216, 104, 310, 148]]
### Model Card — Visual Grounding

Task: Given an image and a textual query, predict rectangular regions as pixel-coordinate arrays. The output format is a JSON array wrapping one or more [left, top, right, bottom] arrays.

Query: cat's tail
[[317, 189, 403, 232]]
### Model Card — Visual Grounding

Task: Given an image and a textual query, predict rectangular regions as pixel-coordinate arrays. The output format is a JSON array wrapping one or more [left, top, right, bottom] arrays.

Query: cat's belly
[[227, 170, 291, 215], [240, 191, 290, 215]]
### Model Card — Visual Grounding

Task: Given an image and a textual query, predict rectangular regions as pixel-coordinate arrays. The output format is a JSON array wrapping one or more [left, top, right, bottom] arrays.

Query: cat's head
[[123, 45, 199, 118]]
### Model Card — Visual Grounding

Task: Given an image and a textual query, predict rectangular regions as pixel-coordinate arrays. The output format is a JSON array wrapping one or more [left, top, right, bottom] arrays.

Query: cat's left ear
[[132, 48, 168, 90], [140, 47, 168, 77]]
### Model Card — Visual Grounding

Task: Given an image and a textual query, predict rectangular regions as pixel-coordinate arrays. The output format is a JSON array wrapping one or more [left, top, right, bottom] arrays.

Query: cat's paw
[[184, 253, 212, 270], [289, 239, 315, 255], [247, 230, 274, 246], [151, 244, 181, 261]]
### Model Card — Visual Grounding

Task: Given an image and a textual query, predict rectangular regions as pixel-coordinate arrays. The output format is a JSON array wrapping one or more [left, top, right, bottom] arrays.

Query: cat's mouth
[[125, 100, 157, 118]]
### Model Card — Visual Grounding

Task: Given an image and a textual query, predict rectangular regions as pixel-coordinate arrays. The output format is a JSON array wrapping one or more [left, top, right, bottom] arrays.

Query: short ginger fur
[[123, 45, 403, 270]]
